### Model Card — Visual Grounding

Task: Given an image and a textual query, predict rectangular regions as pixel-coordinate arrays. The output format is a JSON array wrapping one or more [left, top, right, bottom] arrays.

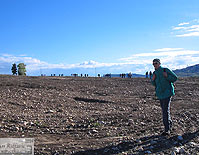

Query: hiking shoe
[[161, 131, 170, 136]]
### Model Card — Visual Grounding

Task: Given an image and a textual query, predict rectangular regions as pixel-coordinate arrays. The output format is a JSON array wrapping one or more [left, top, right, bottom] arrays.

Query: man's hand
[[163, 72, 168, 78], [152, 74, 156, 81]]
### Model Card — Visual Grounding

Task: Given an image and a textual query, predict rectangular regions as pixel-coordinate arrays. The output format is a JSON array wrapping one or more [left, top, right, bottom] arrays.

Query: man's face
[[153, 61, 160, 70]]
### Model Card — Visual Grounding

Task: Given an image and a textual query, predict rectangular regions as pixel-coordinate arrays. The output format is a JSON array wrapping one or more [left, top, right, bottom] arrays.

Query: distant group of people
[[48, 73, 91, 77], [104, 73, 133, 78], [41, 73, 102, 77], [71, 74, 101, 77], [50, 74, 64, 76], [145, 71, 153, 79], [71, 74, 98, 77], [120, 73, 132, 78], [80, 74, 89, 77]]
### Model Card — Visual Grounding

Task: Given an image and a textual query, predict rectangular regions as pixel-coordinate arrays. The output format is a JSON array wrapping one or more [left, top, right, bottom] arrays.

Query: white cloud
[[154, 48, 183, 52], [0, 54, 119, 72], [187, 25, 199, 32], [173, 20, 199, 37], [80, 60, 97, 66], [119, 48, 199, 71], [172, 26, 187, 30], [178, 22, 190, 26], [176, 32, 199, 37], [1, 48, 199, 75], [120, 49, 199, 61]]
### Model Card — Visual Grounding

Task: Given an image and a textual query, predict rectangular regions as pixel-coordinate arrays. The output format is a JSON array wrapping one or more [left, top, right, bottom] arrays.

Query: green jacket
[[151, 66, 178, 99]]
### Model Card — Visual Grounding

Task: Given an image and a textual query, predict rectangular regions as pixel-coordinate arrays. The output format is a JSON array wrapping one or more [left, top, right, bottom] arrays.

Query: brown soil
[[0, 75, 198, 154]]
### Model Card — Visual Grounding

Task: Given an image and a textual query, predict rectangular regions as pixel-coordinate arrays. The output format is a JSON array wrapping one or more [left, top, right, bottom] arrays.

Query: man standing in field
[[151, 59, 178, 136]]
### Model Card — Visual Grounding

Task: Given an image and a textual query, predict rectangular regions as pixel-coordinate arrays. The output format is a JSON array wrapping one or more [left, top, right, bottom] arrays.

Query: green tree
[[17, 63, 26, 75], [11, 63, 17, 75]]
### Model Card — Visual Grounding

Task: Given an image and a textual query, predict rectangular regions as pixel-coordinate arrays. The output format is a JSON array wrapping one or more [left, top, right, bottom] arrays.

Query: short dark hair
[[153, 58, 160, 63]]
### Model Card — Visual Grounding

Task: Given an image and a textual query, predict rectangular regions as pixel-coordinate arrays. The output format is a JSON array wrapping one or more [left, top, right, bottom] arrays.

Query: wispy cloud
[[1, 48, 199, 75], [172, 19, 199, 37], [0, 54, 123, 74], [154, 48, 183, 52], [178, 22, 189, 26], [176, 32, 199, 37], [119, 48, 199, 70]]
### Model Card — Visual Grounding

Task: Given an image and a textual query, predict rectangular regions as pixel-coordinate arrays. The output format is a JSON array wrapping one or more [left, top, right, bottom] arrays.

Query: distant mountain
[[132, 73, 145, 77], [173, 64, 199, 77]]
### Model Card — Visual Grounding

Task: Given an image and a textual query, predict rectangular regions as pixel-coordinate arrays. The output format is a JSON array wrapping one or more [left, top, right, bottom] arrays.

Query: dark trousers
[[160, 96, 172, 132]]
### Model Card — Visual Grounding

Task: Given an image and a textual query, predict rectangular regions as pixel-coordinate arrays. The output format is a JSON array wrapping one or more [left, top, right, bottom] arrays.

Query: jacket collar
[[156, 66, 162, 71]]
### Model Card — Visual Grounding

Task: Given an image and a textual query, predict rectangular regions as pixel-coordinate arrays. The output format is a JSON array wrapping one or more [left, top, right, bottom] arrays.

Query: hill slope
[[174, 64, 199, 77]]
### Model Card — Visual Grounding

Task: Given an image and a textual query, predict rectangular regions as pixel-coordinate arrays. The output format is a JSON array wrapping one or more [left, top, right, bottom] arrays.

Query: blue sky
[[0, 0, 199, 76]]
